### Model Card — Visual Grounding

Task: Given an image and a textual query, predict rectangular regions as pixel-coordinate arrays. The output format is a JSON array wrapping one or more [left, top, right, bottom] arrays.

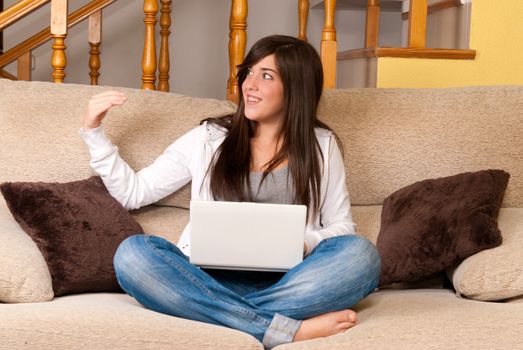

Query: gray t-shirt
[[249, 166, 295, 204]]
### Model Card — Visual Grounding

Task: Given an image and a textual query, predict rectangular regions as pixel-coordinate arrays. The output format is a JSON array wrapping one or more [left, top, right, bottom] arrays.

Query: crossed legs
[[113, 234, 381, 348]]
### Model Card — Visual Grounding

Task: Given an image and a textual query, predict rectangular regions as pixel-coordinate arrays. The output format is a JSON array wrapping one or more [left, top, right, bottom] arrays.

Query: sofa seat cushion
[[0, 293, 262, 350], [274, 289, 523, 349]]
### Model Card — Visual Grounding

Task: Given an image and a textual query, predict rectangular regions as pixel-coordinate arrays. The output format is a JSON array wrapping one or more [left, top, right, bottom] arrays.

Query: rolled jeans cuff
[[262, 313, 302, 349]]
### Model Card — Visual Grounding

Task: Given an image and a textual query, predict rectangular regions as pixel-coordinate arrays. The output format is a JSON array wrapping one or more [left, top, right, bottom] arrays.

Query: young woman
[[80, 35, 381, 348]]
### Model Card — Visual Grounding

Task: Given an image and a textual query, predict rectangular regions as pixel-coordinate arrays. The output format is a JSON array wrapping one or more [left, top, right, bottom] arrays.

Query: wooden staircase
[[315, 0, 476, 88], [0, 0, 172, 91]]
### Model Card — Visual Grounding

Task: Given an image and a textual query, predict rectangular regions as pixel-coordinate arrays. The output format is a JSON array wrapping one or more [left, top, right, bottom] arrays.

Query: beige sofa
[[1, 78, 522, 349]]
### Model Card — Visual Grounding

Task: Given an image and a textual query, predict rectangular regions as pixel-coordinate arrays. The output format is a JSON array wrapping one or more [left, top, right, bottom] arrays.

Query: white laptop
[[189, 201, 306, 272]]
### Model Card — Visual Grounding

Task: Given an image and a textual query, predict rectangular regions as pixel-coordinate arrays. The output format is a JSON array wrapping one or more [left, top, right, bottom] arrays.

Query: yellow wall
[[377, 0, 523, 87]]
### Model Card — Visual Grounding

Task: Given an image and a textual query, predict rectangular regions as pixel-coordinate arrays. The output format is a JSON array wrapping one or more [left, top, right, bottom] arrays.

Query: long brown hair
[[204, 35, 334, 221]]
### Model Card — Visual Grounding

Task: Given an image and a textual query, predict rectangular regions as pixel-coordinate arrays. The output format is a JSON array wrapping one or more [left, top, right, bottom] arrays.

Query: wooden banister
[[408, 0, 428, 48], [0, 0, 48, 31], [227, 0, 247, 103], [365, 0, 380, 48], [320, 0, 336, 89], [88, 10, 101, 85], [142, 0, 157, 90], [17, 51, 31, 80], [157, 0, 171, 92], [51, 0, 68, 83], [0, 0, 115, 69], [298, 0, 309, 41]]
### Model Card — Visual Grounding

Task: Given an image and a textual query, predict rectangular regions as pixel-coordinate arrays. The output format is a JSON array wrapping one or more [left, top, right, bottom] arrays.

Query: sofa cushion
[[0, 293, 262, 350], [449, 208, 523, 301], [376, 170, 509, 286], [0, 196, 53, 303], [0, 176, 143, 297], [274, 289, 523, 349], [318, 86, 523, 208]]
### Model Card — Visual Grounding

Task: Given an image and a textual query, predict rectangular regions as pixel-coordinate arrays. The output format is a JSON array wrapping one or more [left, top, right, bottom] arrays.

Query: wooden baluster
[[408, 0, 428, 48], [88, 10, 101, 85], [50, 0, 67, 83], [365, 0, 380, 48], [142, 0, 158, 90], [320, 0, 336, 89], [298, 0, 309, 41], [227, 0, 247, 104], [157, 0, 171, 92], [17, 51, 31, 81]]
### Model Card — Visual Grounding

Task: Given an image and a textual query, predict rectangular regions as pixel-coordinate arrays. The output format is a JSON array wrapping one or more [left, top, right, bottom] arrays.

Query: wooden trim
[[402, 0, 462, 21], [0, 0, 115, 69], [365, 0, 380, 48], [0, 0, 48, 31], [298, 0, 309, 41], [88, 11, 101, 84], [337, 47, 476, 60], [408, 0, 428, 48]]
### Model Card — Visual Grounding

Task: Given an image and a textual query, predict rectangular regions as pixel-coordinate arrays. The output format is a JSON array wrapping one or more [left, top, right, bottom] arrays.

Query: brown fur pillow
[[377, 169, 509, 286], [0, 176, 143, 297]]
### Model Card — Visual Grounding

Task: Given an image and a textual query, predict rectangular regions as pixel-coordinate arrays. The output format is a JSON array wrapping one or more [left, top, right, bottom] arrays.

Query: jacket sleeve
[[79, 125, 200, 210], [304, 136, 356, 255]]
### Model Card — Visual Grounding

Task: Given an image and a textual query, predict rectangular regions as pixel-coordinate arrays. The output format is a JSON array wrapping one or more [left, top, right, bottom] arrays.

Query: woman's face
[[242, 54, 285, 126]]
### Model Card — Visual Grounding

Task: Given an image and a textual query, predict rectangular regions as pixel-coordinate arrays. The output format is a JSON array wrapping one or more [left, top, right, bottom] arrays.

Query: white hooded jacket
[[80, 121, 356, 256]]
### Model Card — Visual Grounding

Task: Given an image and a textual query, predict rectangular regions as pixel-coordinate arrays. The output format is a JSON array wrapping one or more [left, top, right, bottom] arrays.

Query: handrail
[[0, 0, 49, 31], [0, 0, 115, 69]]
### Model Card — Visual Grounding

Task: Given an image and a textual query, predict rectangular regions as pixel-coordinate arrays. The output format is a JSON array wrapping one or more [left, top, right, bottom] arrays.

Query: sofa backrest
[[318, 86, 523, 207], [1, 79, 521, 208], [0, 79, 236, 208]]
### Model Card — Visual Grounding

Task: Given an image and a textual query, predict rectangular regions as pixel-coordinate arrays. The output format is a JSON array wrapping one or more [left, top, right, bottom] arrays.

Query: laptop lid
[[189, 201, 306, 272]]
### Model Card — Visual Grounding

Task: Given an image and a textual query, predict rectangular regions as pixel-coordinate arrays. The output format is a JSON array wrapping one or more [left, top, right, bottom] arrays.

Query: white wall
[[3, 0, 401, 100]]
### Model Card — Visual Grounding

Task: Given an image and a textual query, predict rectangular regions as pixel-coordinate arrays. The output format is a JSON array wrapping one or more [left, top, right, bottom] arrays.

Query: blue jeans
[[113, 234, 381, 349]]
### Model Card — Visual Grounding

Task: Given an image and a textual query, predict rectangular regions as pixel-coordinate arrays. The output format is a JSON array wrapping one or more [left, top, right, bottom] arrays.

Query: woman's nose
[[245, 75, 258, 91]]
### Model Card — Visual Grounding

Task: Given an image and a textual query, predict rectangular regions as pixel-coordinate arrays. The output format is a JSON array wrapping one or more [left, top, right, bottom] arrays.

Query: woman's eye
[[263, 73, 273, 80], [247, 69, 254, 76]]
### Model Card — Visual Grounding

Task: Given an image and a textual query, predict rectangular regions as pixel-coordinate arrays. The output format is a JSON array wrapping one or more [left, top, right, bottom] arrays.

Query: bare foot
[[293, 310, 358, 342]]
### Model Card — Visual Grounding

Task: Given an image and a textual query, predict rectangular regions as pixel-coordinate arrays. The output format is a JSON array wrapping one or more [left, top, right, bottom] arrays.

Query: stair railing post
[[365, 0, 380, 48], [88, 9, 102, 85], [408, 0, 428, 48], [227, 0, 247, 104], [298, 0, 309, 41], [320, 0, 336, 89], [142, 0, 158, 90], [51, 0, 68, 83], [157, 0, 171, 92]]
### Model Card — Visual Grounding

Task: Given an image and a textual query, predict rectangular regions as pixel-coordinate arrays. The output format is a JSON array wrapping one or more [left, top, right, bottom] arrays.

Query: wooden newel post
[[88, 10, 102, 85], [227, 0, 247, 104], [51, 0, 67, 83], [142, 0, 158, 90], [320, 0, 336, 89]]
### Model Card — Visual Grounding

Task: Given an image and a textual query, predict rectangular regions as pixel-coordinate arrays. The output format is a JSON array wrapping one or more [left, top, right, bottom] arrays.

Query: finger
[[90, 90, 126, 99]]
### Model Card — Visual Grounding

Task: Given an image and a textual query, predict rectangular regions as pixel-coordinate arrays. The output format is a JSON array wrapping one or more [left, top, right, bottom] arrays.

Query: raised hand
[[83, 91, 127, 130]]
